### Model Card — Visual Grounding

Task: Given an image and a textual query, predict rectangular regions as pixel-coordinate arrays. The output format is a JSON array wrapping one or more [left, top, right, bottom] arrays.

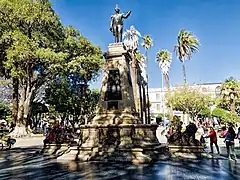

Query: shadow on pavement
[[0, 145, 240, 180]]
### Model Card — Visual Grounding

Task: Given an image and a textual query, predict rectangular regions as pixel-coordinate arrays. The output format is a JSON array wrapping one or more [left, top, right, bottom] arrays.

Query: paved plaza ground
[[0, 136, 240, 180]]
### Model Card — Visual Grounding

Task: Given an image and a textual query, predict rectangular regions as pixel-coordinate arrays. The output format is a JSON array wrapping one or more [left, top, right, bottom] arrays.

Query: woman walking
[[224, 126, 237, 161]]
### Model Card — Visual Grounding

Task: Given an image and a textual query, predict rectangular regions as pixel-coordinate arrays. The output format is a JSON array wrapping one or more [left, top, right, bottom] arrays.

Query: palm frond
[[175, 29, 200, 62], [156, 49, 172, 74], [141, 35, 153, 50]]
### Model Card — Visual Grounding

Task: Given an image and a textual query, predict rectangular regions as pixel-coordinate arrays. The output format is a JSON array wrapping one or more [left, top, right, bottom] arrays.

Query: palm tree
[[220, 77, 240, 113], [156, 49, 173, 123], [123, 26, 141, 110], [135, 51, 145, 121], [174, 29, 199, 84], [141, 35, 153, 124]]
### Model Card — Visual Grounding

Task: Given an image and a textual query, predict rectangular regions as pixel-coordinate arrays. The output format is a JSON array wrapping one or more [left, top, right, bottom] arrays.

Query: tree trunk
[[139, 82, 143, 123], [146, 82, 150, 124], [164, 74, 174, 124], [182, 61, 187, 85], [12, 77, 19, 123], [142, 83, 147, 124], [10, 82, 35, 137], [131, 51, 138, 111], [145, 50, 151, 124]]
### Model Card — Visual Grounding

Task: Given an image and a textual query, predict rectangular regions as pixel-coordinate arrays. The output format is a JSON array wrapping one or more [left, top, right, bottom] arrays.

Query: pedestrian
[[224, 126, 237, 161], [169, 126, 174, 136], [205, 127, 220, 154], [219, 126, 227, 138], [198, 126, 205, 145], [238, 127, 240, 145]]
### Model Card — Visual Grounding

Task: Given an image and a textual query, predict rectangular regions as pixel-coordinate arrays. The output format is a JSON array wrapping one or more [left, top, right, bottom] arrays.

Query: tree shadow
[[1, 145, 240, 179]]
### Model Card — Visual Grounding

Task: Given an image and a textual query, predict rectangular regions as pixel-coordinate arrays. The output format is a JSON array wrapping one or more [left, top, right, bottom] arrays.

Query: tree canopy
[[212, 107, 240, 123], [0, 0, 103, 135], [219, 77, 240, 112], [167, 87, 210, 120]]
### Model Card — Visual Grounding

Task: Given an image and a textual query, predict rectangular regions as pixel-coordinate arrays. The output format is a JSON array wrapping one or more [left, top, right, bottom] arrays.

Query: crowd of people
[[43, 121, 77, 146], [204, 126, 240, 161], [168, 122, 240, 161]]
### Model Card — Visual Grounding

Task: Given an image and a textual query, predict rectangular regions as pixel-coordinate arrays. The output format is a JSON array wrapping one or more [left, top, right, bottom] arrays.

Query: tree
[[135, 51, 144, 120], [0, 102, 11, 120], [212, 107, 240, 123], [44, 73, 100, 127], [220, 77, 240, 113], [141, 35, 153, 124], [174, 29, 200, 84], [0, 0, 103, 136], [166, 87, 210, 122], [0, 0, 66, 136], [123, 26, 141, 111], [156, 49, 173, 123], [30, 102, 48, 130], [198, 107, 211, 118]]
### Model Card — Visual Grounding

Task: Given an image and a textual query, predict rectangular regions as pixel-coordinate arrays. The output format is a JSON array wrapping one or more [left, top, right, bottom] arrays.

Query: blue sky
[[51, 0, 240, 89]]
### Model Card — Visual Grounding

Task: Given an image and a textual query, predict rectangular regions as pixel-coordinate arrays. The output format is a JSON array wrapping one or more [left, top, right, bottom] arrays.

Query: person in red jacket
[[205, 127, 220, 154]]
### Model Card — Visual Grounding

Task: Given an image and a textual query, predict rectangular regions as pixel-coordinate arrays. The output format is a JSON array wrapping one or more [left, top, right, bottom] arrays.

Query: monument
[[168, 122, 204, 156], [61, 5, 164, 164]]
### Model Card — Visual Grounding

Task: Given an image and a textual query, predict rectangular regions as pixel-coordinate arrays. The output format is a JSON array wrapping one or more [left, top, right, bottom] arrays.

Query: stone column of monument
[[92, 43, 140, 125]]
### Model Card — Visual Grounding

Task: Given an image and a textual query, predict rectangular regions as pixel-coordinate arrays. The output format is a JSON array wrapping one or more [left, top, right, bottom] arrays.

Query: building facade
[[149, 82, 222, 123]]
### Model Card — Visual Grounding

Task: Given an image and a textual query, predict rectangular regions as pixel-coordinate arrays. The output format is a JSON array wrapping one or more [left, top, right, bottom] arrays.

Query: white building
[[149, 82, 222, 123]]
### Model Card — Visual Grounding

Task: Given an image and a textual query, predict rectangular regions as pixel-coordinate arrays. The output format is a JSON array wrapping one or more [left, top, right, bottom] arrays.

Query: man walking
[[205, 127, 220, 154]]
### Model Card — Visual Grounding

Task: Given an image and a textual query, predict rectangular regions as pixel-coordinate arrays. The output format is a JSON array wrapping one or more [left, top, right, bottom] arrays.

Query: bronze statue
[[168, 122, 200, 146], [110, 5, 131, 43]]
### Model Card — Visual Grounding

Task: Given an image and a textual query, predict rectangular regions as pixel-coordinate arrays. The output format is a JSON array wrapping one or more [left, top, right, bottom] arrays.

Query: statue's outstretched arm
[[123, 11, 131, 18]]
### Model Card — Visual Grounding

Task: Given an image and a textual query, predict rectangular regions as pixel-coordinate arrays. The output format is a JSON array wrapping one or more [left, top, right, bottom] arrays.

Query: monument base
[[168, 145, 205, 153], [92, 111, 140, 124], [57, 124, 166, 164], [168, 145, 205, 159]]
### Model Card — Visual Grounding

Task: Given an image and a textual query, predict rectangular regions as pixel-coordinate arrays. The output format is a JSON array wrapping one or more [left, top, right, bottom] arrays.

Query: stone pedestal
[[74, 43, 165, 163], [92, 43, 139, 124]]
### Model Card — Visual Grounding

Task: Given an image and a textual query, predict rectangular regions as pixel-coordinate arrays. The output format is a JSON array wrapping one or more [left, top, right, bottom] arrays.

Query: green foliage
[[141, 35, 153, 50], [44, 73, 100, 124], [156, 113, 169, 118], [174, 29, 200, 62], [0, 0, 65, 79], [198, 107, 211, 118], [156, 49, 172, 75], [167, 86, 210, 120], [212, 107, 240, 123], [0, 0, 103, 127], [174, 29, 199, 84], [219, 77, 240, 112], [0, 102, 11, 120]]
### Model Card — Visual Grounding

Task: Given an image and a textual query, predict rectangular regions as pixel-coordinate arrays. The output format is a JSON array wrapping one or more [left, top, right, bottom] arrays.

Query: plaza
[[0, 136, 240, 179], [1, 0, 240, 179]]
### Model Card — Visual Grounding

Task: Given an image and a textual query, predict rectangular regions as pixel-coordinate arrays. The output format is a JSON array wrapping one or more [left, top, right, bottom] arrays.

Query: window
[[202, 87, 207, 92], [156, 93, 161, 101], [156, 104, 161, 111]]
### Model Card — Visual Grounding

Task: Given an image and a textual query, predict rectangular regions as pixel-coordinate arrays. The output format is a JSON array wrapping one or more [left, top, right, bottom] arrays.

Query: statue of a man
[[110, 5, 131, 43]]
